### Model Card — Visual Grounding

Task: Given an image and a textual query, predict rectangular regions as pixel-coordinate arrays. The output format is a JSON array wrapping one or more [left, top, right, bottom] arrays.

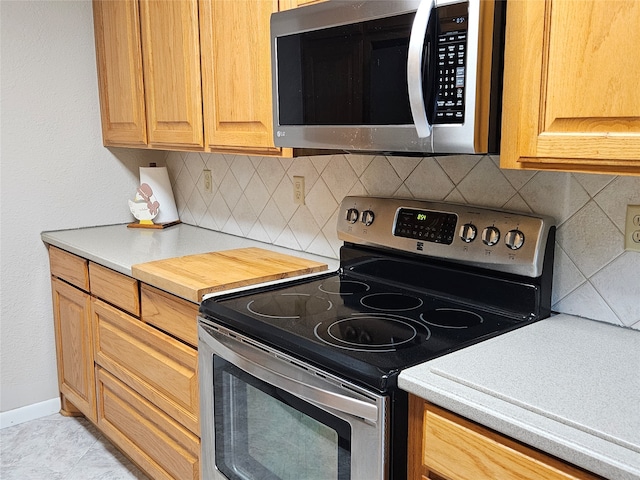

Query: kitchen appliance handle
[[206, 327, 379, 423], [408, 0, 435, 138]]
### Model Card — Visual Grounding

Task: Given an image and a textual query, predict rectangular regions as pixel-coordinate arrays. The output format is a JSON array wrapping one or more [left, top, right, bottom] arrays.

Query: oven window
[[213, 356, 351, 480]]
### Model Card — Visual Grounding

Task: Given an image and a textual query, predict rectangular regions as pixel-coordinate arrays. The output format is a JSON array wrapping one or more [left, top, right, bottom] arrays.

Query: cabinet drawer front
[[89, 262, 140, 316], [423, 405, 598, 480], [96, 367, 199, 480], [141, 284, 198, 347], [49, 246, 89, 291], [92, 299, 199, 434]]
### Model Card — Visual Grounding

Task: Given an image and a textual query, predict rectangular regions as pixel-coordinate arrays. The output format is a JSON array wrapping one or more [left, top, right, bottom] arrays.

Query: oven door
[[198, 320, 389, 480]]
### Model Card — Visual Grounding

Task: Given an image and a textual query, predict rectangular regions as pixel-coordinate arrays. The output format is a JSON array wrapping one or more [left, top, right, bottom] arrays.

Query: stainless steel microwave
[[271, 0, 506, 154]]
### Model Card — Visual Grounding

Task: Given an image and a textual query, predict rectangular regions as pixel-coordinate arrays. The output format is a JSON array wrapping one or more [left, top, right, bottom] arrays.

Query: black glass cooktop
[[200, 263, 539, 392]]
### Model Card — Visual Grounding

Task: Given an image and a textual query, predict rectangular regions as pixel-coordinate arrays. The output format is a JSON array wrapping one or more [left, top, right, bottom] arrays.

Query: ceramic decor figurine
[[128, 183, 160, 225]]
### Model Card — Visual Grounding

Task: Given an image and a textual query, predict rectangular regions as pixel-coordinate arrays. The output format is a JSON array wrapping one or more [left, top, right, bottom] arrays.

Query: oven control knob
[[459, 223, 477, 243], [482, 226, 500, 246], [505, 229, 525, 250], [361, 210, 375, 226], [346, 208, 359, 224]]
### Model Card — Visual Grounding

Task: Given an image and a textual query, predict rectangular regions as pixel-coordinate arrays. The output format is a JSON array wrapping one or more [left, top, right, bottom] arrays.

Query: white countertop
[[41, 223, 339, 302], [399, 314, 640, 480]]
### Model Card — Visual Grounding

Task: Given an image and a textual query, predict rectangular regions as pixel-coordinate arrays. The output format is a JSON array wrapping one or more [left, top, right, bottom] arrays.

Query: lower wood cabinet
[[51, 276, 96, 422], [408, 395, 601, 480], [97, 367, 200, 480], [48, 245, 201, 479]]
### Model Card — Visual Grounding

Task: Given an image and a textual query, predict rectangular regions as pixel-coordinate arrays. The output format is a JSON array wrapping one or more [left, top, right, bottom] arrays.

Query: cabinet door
[[51, 277, 96, 422], [139, 0, 204, 149], [92, 0, 147, 146], [500, 0, 640, 175], [200, 0, 284, 154]]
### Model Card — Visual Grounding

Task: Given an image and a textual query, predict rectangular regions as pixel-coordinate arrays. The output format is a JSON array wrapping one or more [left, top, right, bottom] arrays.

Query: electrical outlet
[[293, 176, 305, 205], [624, 205, 640, 252], [203, 169, 212, 193]]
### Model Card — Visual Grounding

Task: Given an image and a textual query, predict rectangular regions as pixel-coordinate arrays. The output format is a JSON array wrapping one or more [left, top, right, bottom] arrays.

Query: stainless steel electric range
[[198, 196, 555, 480]]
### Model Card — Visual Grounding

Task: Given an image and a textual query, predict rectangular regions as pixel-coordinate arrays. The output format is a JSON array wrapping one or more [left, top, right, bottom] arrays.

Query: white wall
[[0, 1, 162, 417]]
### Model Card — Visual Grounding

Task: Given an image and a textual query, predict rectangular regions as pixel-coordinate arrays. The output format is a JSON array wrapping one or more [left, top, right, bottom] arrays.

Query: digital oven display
[[394, 208, 458, 245]]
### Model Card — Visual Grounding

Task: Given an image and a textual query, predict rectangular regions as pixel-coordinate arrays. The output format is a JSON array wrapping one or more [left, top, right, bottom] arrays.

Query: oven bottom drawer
[[96, 367, 200, 480]]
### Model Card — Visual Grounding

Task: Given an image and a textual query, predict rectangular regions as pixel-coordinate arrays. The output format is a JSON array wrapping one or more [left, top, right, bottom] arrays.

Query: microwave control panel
[[434, 2, 468, 124]]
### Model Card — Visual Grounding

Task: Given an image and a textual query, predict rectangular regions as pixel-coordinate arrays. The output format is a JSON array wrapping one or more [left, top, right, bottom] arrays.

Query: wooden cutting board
[[131, 247, 328, 303]]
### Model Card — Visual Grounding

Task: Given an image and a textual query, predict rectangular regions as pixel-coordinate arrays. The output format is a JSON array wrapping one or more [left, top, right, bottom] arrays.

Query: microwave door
[[408, 0, 436, 139]]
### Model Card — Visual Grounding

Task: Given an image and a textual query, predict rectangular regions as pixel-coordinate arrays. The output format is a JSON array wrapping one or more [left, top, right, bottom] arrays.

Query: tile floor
[[0, 413, 148, 479]]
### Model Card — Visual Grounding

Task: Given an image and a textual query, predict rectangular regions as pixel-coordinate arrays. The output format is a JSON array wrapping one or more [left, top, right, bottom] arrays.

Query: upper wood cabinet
[[199, 0, 283, 154], [93, 0, 298, 155], [93, 0, 147, 146], [500, 0, 640, 175], [139, 0, 204, 149], [93, 0, 203, 150]]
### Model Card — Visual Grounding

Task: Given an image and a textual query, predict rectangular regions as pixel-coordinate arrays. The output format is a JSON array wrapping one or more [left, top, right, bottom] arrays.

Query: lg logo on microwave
[[276, 130, 286, 137]]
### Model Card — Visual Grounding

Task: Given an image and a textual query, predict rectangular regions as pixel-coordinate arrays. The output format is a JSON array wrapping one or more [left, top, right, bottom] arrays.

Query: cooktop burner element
[[247, 293, 333, 319], [318, 277, 370, 295], [199, 196, 556, 392], [360, 292, 423, 311], [422, 308, 484, 329], [315, 314, 430, 352]]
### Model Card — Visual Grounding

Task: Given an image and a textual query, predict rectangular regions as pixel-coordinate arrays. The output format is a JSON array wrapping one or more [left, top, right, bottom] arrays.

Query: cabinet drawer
[[141, 284, 198, 347], [422, 403, 600, 480], [49, 246, 89, 291], [92, 299, 199, 434], [89, 262, 140, 316], [96, 367, 199, 480]]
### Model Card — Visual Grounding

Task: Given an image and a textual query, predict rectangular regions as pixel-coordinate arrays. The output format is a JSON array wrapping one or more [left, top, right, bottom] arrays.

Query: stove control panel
[[337, 196, 555, 278]]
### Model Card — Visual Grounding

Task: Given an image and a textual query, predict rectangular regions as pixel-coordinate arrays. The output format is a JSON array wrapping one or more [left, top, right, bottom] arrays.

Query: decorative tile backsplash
[[165, 151, 640, 329]]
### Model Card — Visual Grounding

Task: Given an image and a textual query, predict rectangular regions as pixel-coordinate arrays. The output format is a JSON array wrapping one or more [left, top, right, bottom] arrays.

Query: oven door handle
[[209, 329, 379, 423]]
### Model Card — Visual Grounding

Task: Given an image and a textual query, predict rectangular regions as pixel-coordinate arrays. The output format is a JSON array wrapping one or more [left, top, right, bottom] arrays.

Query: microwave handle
[[408, 0, 435, 138]]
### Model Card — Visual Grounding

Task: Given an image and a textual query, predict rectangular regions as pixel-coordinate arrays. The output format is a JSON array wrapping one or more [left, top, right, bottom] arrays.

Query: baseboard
[[0, 397, 61, 429]]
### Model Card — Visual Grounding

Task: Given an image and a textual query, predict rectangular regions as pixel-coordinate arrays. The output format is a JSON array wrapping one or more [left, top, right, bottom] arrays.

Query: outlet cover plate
[[293, 176, 305, 205], [624, 205, 640, 252]]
